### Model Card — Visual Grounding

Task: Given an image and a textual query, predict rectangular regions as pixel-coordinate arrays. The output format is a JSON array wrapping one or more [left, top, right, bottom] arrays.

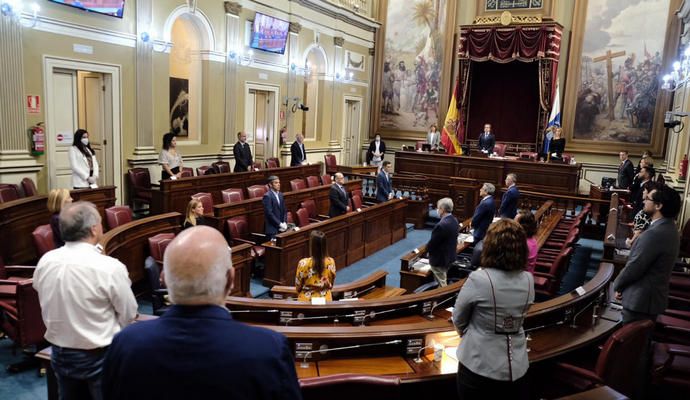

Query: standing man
[[33, 201, 138, 400], [499, 173, 520, 219], [329, 172, 349, 217], [366, 133, 387, 167], [617, 150, 635, 189], [427, 197, 459, 287], [290, 133, 307, 166], [478, 123, 496, 154], [614, 185, 681, 324], [232, 131, 253, 172], [262, 175, 287, 239], [376, 161, 394, 202], [102, 226, 302, 400], [472, 183, 496, 243]]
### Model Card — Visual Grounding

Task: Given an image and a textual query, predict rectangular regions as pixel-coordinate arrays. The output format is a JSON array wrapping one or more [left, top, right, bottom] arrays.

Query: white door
[[78, 71, 113, 187], [249, 89, 276, 163], [48, 69, 79, 189], [344, 99, 362, 165]]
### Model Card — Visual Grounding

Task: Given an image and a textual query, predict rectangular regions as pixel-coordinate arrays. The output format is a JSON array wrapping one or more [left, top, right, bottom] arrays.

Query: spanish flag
[[441, 79, 463, 155]]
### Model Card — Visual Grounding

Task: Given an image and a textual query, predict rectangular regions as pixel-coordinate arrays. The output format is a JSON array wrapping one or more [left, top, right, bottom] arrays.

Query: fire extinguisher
[[30, 123, 45, 156], [680, 154, 688, 179]]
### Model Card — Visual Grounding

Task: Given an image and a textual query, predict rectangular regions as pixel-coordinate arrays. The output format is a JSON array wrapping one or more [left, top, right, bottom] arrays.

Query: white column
[[221, 1, 242, 156]]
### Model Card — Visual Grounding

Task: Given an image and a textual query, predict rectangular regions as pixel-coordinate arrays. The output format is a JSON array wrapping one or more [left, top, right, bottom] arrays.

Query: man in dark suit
[[472, 183, 496, 243], [376, 161, 393, 202], [617, 150, 635, 189], [614, 185, 681, 324], [232, 131, 253, 172], [477, 123, 495, 153], [101, 226, 302, 400], [328, 172, 349, 217], [499, 173, 520, 219], [290, 133, 306, 166], [427, 197, 459, 287], [262, 176, 287, 239]]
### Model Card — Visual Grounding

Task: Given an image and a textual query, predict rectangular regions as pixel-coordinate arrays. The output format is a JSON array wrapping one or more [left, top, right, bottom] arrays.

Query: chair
[[492, 143, 507, 156], [286, 211, 294, 225], [196, 166, 215, 176], [415, 140, 425, 150], [547, 320, 654, 398], [144, 256, 169, 316], [290, 178, 307, 191], [180, 167, 194, 177], [296, 208, 310, 228], [247, 185, 268, 199], [533, 247, 572, 298], [20, 178, 38, 197], [211, 161, 231, 174], [31, 225, 55, 258], [148, 233, 175, 267], [306, 176, 320, 188], [266, 157, 280, 169], [351, 195, 363, 211], [652, 341, 690, 395], [0, 280, 47, 372], [324, 154, 337, 175], [518, 152, 538, 161], [300, 199, 328, 221], [105, 205, 133, 230], [221, 188, 245, 204], [0, 184, 20, 203], [252, 161, 264, 170], [299, 373, 401, 400], [321, 174, 333, 185], [127, 168, 156, 212], [226, 216, 266, 260], [0, 258, 35, 299], [562, 153, 573, 164], [191, 193, 213, 215]]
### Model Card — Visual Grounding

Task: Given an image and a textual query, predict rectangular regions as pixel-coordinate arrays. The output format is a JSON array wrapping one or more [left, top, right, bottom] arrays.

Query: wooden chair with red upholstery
[[266, 157, 280, 169], [252, 161, 264, 170], [0, 280, 47, 372], [191, 193, 214, 216], [221, 188, 245, 204], [295, 208, 311, 228], [299, 373, 401, 400], [148, 233, 175, 267], [0, 258, 35, 299], [20, 178, 38, 197], [545, 320, 654, 399], [306, 176, 320, 188], [32, 225, 55, 258], [196, 166, 216, 176], [351, 195, 365, 211], [518, 152, 538, 161], [286, 211, 294, 225], [226, 216, 266, 262], [415, 141, 425, 150], [321, 174, 333, 185], [652, 340, 690, 397], [247, 185, 268, 199], [300, 199, 328, 222], [211, 161, 231, 174], [105, 205, 133, 231], [324, 154, 337, 175], [533, 247, 573, 298], [290, 178, 307, 191], [0, 184, 20, 203], [180, 167, 194, 177], [492, 143, 507, 156], [127, 168, 157, 213]]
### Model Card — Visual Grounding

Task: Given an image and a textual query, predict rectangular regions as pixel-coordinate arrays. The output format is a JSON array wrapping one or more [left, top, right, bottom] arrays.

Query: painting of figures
[[572, 0, 670, 144], [378, 0, 449, 132]]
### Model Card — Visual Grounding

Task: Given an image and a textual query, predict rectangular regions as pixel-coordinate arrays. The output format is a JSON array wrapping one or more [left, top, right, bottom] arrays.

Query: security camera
[[298, 103, 309, 112]]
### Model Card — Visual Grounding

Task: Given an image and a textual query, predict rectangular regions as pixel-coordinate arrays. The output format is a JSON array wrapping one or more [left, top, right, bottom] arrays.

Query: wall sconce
[[1, 1, 40, 28], [139, 31, 171, 52], [229, 48, 253, 66], [290, 61, 311, 76], [284, 96, 308, 113]]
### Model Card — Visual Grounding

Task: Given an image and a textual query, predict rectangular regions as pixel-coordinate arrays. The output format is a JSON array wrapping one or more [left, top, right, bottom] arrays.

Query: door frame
[[244, 82, 280, 158], [43, 56, 123, 202], [342, 95, 363, 165]]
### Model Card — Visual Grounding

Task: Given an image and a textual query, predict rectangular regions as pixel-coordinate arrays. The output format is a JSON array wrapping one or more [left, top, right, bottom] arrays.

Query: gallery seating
[[295, 208, 310, 228], [652, 341, 690, 395], [290, 178, 307, 191], [196, 166, 215, 176], [0, 184, 20, 203], [190, 192, 213, 215], [300, 199, 328, 221], [252, 161, 263, 170], [321, 174, 332, 185], [31, 225, 55, 258], [324, 154, 337, 175], [20, 178, 38, 197], [492, 143, 507, 156], [247, 185, 268, 199], [211, 161, 231, 174], [221, 188, 245, 203], [144, 257, 169, 316], [180, 167, 194, 177], [533, 247, 573, 298], [306, 176, 320, 188], [105, 205, 133, 230], [226, 216, 266, 260], [266, 158, 280, 169], [147, 233, 175, 267], [127, 168, 156, 212]]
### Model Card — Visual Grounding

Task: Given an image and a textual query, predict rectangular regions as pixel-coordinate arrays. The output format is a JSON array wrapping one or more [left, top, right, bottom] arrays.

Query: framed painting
[[562, 0, 680, 155], [169, 77, 189, 137], [371, 0, 457, 140]]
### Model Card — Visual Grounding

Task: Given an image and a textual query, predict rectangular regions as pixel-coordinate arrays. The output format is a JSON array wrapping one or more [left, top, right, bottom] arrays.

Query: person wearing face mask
[[366, 133, 387, 167], [69, 129, 100, 189]]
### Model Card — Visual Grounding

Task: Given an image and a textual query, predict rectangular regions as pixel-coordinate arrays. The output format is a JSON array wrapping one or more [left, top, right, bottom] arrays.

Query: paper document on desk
[[615, 249, 631, 257], [458, 233, 473, 243], [411, 258, 430, 273]]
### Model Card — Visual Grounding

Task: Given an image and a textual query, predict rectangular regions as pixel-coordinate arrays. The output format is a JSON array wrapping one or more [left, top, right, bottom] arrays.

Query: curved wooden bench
[[270, 270, 389, 300]]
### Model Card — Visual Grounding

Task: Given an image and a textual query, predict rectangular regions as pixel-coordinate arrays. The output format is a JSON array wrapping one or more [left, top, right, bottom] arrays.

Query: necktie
[[300, 144, 305, 160]]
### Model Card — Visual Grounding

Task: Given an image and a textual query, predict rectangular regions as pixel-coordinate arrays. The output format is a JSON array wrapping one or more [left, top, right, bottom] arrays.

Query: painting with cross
[[571, 0, 670, 145]]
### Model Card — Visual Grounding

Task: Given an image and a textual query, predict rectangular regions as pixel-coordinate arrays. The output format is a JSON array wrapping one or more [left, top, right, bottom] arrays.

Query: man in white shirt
[[33, 201, 138, 400]]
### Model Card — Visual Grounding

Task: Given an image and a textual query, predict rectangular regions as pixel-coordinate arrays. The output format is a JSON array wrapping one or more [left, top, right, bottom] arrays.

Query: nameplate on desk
[[574, 286, 586, 296], [311, 297, 326, 305], [294, 227, 300, 232], [413, 248, 420, 254], [339, 297, 359, 302]]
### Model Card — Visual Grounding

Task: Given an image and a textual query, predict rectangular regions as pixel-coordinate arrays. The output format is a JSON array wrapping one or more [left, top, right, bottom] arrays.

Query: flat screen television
[[49, 0, 126, 19], [249, 13, 289, 55]]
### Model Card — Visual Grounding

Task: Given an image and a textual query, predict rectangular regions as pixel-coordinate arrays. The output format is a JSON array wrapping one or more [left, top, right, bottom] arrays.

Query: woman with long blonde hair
[[183, 198, 206, 229], [47, 188, 73, 247]]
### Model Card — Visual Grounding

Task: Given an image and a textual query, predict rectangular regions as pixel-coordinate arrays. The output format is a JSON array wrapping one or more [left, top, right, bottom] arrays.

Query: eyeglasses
[[643, 196, 657, 203]]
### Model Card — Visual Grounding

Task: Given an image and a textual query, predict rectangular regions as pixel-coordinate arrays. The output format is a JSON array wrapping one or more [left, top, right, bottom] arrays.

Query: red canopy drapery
[[454, 23, 563, 146]]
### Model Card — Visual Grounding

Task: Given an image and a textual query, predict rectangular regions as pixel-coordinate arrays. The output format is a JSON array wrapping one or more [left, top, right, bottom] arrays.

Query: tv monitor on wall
[[249, 13, 289, 55], [49, 0, 126, 19]]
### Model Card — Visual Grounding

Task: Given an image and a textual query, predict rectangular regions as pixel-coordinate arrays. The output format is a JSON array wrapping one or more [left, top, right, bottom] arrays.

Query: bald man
[[328, 172, 349, 217], [102, 226, 302, 400]]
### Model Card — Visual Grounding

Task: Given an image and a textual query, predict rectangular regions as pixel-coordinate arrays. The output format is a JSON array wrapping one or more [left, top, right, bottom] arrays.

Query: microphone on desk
[[227, 309, 279, 313], [358, 304, 418, 325], [427, 294, 458, 319], [300, 339, 403, 368]]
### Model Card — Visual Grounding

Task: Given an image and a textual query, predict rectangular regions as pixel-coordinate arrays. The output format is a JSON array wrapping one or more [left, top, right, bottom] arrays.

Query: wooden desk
[[395, 151, 581, 203], [554, 386, 629, 400], [338, 165, 378, 175], [0, 186, 116, 265], [263, 199, 407, 286], [151, 164, 322, 215]]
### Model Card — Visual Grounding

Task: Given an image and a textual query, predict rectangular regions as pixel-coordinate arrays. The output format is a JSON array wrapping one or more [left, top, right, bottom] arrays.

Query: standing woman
[[69, 129, 99, 189], [295, 230, 336, 302], [159, 133, 184, 180], [452, 219, 534, 399], [427, 124, 440, 150], [47, 188, 73, 248], [549, 127, 566, 160]]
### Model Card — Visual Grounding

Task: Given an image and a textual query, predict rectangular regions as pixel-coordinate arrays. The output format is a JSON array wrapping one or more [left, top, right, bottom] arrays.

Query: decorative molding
[[295, 0, 379, 32], [344, 50, 365, 71], [473, 14, 543, 25], [334, 36, 345, 47], [29, 15, 137, 47], [224, 1, 242, 16], [289, 22, 303, 34]]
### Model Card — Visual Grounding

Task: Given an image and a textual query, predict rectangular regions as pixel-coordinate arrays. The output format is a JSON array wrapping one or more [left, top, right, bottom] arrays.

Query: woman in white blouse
[[427, 124, 440, 150], [159, 133, 184, 180], [69, 129, 99, 189]]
